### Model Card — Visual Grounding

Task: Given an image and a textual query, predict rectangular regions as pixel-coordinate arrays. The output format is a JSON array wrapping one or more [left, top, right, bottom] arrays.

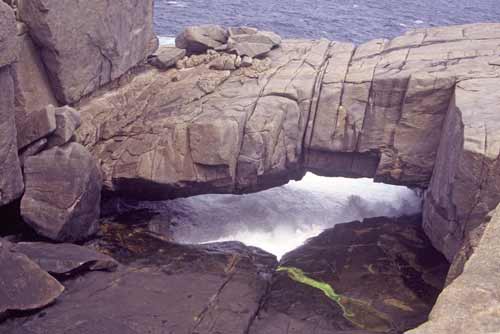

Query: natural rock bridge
[[75, 24, 500, 266]]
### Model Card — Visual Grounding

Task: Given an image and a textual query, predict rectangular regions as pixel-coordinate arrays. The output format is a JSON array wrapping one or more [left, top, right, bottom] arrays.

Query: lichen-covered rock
[[0, 241, 64, 314], [21, 143, 102, 242], [175, 24, 228, 53], [18, 0, 158, 104]]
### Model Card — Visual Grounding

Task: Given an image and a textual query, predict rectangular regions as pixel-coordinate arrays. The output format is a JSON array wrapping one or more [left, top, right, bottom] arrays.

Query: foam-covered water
[[154, 0, 500, 44], [144, 174, 421, 258]]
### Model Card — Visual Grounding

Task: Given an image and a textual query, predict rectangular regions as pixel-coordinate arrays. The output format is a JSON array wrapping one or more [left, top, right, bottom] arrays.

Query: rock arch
[[76, 24, 500, 268]]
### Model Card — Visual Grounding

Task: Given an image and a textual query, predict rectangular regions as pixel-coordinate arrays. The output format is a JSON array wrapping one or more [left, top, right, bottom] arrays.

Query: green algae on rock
[[277, 266, 392, 332]]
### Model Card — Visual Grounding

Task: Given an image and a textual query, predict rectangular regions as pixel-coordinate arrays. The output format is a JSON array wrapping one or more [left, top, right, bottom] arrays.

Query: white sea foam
[[158, 36, 176, 46], [168, 173, 422, 259]]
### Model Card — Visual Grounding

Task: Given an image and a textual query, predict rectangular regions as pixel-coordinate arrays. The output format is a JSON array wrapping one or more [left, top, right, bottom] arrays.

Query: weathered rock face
[[11, 23, 59, 125], [0, 1, 17, 67], [0, 240, 64, 315], [12, 242, 118, 275], [0, 2, 23, 207], [76, 23, 500, 265], [17, 0, 158, 104], [21, 143, 102, 242], [407, 204, 500, 334], [16, 104, 56, 150], [175, 24, 229, 53], [148, 46, 186, 70], [0, 227, 277, 334], [251, 216, 449, 334]]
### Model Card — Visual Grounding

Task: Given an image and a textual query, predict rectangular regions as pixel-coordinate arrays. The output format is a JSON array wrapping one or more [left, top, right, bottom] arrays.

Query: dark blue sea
[[154, 0, 500, 43]]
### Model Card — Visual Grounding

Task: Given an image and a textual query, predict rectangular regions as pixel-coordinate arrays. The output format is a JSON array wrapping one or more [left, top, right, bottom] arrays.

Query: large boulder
[[148, 46, 186, 70], [175, 24, 228, 53], [17, 0, 158, 104], [0, 240, 64, 315], [0, 3, 23, 207], [12, 23, 59, 125], [16, 104, 56, 150], [21, 142, 102, 242], [0, 1, 17, 67], [227, 31, 282, 58]]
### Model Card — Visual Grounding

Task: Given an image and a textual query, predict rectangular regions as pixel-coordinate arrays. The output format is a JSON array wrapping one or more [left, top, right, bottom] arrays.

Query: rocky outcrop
[[75, 23, 500, 266], [1, 227, 277, 334], [251, 215, 448, 334], [12, 242, 118, 275], [148, 46, 186, 70], [21, 143, 102, 241], [407, 204, 500, 334], [0, 240, 64, 315], [0, 2, 23, 207], [176, 24, 229, 53], [17, 0, 158, 104], [11, 22, 59, 124]]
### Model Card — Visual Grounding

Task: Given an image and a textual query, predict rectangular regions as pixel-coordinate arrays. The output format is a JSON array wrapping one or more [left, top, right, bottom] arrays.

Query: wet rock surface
[[0, 225, 277, 334], [0, 215, 447, 333], [250, 215, 449, 334]]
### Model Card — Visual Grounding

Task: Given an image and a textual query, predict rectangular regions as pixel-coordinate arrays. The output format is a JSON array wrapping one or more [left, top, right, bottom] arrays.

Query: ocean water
[[154, 0, 500, 44]]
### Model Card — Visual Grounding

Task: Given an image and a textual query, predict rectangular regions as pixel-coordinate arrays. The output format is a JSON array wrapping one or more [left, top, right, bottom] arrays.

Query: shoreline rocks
[[21, 142, 102, 242]]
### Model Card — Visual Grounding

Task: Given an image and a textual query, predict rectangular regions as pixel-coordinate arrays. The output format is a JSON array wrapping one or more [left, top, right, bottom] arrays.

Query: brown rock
[[175, 24, 228, 53], [250, 216, 449, 334], [0, 241, 64, 314], [0, 2, 17, 67], [0, 66, 23, 206], [407, 204, 500, 334], [16, 104, 56, 150], [12, 27, 58, 125], [21, 143, 102, 242], [12, 242, 118, 275], [46, 105, 81, 148], [148, 46, 186, 70], [18, 0, 158, 104]]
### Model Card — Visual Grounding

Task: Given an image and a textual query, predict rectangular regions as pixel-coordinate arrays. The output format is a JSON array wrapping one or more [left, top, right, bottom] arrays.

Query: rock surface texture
[[0, 227, 277, 334], [17, 0, 158, 104], [0, 240, 64, 315], [21, 143, 102, 242], [76, 23, 500, 270], [407, 204, 500, 334], [0, 2, 23, 206]]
